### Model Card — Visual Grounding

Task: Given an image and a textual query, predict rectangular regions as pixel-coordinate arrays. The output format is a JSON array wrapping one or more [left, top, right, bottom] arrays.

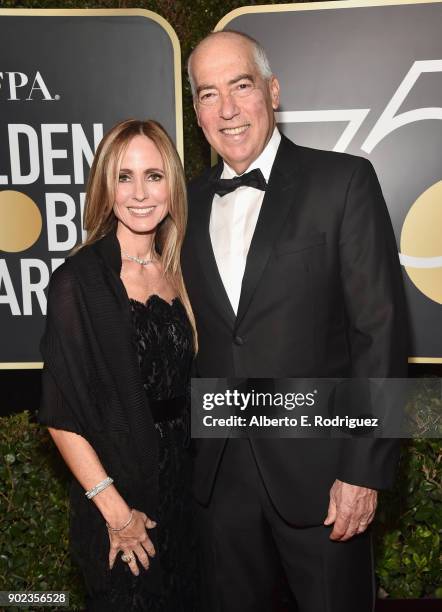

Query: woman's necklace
[[122, 251, 156, 266]]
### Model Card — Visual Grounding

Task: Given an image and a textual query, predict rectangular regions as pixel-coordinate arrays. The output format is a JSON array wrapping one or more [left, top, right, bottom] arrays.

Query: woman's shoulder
[[48, 233, 121, 307], [48, 243, 102, 297], [52, 244, 95, 276]]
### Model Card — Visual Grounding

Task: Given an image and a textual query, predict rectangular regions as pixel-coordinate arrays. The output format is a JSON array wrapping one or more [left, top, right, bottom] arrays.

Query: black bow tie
[[212, 168, 267, 197]]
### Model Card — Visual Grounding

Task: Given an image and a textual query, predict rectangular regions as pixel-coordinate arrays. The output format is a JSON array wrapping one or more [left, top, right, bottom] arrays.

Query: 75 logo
[[276, 60, 442, 153]]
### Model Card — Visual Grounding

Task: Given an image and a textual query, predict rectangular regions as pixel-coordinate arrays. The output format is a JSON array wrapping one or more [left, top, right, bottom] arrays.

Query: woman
[[38, 119, 197, 611]]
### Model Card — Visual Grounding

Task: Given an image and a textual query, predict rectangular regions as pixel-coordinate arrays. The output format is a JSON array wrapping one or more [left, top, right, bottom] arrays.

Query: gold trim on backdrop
[[0, 8, 183, 162], [0, 8, 183, 369], [0, 362, 43, 370], [210, 147, 218, 168], [1, 360, 440, 369], [216, 0, 442, 30], [408, 357, 442, 364], [1, 359, 440, 369], [213, 0, 442, 365]]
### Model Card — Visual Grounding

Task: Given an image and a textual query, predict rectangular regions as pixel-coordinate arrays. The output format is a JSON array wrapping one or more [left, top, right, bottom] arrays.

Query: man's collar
[[222, 126, 281, 181]]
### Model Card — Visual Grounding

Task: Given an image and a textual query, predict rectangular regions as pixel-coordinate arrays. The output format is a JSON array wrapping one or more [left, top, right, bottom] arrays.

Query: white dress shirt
[[209, 127, 281, 314]]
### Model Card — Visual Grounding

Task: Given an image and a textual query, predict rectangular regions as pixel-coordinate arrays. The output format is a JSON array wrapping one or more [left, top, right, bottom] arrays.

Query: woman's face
[[113, 135, 169, 236]]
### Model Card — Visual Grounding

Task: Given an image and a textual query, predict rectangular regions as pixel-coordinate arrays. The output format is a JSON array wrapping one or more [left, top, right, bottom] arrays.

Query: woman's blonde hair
[[79, 118, 197, 349]]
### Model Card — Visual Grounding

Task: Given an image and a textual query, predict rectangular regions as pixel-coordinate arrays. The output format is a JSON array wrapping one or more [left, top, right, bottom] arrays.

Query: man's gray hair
[[187, 30, 273, 98]]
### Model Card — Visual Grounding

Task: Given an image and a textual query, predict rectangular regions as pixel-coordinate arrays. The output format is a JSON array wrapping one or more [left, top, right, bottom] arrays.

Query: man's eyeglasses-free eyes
[[197, 82, 257, 106]]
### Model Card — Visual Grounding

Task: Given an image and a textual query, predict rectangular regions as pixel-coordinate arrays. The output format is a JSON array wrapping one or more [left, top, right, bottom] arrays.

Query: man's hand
[[324, 479, 377, 541]]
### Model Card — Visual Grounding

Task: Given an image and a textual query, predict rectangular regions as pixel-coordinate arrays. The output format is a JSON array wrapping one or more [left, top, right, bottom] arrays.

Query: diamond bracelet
[[85, 476, 114, 499]]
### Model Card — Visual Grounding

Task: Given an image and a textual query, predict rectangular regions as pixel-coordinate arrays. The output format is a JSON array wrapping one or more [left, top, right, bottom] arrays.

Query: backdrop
[[0, 1, 441, 366], [217, 0, 442, 363], [0, 8, 182, 366]]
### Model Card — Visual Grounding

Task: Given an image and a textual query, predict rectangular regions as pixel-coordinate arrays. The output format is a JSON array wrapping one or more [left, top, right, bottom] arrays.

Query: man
[[182, 30, 408, 612]]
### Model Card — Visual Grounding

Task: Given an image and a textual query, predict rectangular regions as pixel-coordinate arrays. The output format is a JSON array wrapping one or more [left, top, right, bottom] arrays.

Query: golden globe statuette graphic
[[400, 181, 442, 305], [0, 190, 42, 253]]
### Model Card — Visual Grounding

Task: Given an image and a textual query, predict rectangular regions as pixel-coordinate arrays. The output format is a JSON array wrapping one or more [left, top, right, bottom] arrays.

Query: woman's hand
[[45, 430, 156, 577], [108, 509, 157, 576]]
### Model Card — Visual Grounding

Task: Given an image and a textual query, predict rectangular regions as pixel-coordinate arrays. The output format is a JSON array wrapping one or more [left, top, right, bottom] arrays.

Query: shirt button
[[233, 335, 245, 346]]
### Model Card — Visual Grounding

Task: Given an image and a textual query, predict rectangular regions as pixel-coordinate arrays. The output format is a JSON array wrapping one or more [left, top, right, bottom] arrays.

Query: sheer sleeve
[[39, 358, 84, 435], [38, 261, 99, 439]]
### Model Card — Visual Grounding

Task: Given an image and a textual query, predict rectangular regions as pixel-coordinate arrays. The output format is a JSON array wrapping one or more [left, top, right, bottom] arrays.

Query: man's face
[[191, 34, 280, 175]]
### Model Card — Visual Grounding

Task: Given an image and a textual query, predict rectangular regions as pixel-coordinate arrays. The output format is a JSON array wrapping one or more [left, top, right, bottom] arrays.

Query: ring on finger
[[121, 552, 135, 563]]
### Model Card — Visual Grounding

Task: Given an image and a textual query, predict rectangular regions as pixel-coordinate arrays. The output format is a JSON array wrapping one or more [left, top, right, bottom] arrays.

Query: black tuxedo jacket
[[182, 135, 408, 526]]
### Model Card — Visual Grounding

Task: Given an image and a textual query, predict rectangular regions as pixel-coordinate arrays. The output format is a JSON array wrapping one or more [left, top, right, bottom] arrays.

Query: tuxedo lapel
[[191, 163, 236, 327], [235, 136, 303, 330]]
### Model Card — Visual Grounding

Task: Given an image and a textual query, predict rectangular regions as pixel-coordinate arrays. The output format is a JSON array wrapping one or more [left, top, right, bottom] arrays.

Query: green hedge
[[375, 438, 441, 599], [0, 412, 85, 610], [1, 411, 441, 609]]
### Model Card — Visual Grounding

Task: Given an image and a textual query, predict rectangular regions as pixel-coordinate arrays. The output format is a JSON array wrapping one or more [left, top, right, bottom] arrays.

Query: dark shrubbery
[[1, 412, 440, 609]]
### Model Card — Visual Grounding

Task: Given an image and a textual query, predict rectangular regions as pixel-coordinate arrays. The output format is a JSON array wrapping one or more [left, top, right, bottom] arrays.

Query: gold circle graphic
[[400, 181, 442, 305], [0, 190, 42, 253]]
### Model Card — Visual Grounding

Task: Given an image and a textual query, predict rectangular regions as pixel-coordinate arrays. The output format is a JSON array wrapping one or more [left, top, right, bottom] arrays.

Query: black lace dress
[[100, 294, 196, 611]]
